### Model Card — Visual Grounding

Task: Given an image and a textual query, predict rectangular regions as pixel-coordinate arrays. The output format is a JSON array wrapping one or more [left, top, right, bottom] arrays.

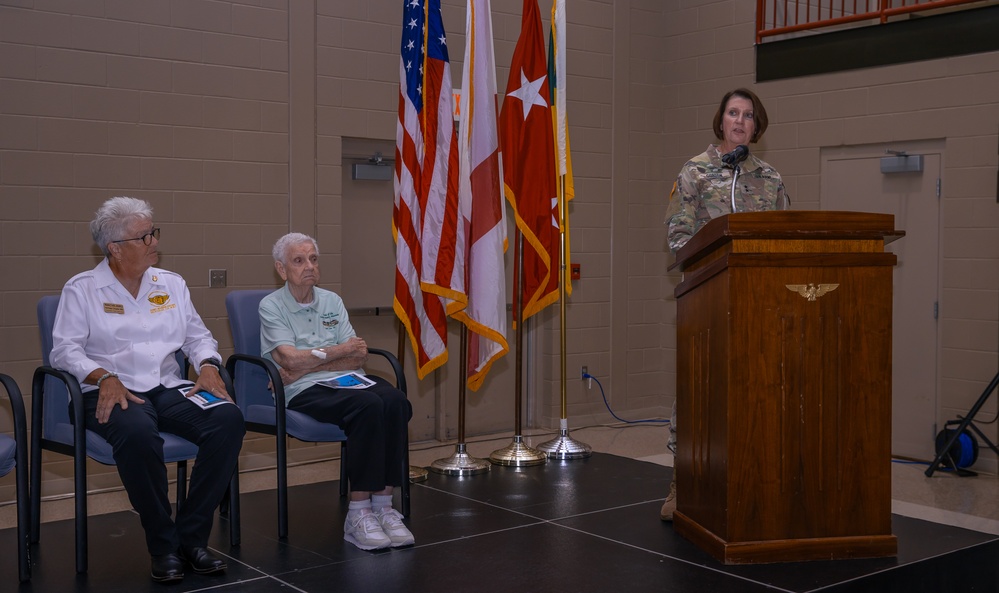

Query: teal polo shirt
[[259, 284, 359, 402]]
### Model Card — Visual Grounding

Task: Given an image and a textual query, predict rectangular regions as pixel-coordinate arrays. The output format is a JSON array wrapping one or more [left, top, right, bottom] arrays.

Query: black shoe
[[150, 552, 184, 583], [180, 546, 227, 575]]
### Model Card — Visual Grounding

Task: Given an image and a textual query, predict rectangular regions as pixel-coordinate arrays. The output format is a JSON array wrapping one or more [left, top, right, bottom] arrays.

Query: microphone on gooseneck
[[721, 144, 749, 166], [724, 145, 749, 212]]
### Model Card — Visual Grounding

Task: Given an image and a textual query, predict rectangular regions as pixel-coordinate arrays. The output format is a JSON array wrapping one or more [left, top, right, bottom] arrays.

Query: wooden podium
[[669, 211, 904, 564]]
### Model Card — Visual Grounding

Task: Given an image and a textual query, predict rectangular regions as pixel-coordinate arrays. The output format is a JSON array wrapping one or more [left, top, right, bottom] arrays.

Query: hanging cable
[[583, 372, 670, 425]]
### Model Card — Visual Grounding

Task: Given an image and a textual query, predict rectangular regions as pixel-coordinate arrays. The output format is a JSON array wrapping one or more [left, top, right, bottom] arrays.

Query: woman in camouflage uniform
[[660, 88, 789, 521], [665, 88, 789, 252]]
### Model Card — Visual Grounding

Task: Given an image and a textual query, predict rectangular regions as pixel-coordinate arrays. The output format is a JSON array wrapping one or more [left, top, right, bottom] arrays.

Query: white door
[[821, 144, 941, 460]]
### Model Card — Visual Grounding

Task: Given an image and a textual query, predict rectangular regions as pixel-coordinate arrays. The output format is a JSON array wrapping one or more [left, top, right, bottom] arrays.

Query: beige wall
[[655, 2, 999, 473], [0, 0, 996, 507]]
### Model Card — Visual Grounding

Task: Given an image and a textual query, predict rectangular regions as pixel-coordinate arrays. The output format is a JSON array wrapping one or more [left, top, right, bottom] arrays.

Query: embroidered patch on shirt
[[147, 291, 170, 306], [321, 312, 339, 329], [148, 290, 176, 313], [103, 303, 125, 314]]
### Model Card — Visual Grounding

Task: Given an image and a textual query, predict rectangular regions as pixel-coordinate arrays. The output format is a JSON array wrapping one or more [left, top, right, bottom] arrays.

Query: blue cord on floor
[[891, 458, 956, 471], [584, 373, 670, 425]]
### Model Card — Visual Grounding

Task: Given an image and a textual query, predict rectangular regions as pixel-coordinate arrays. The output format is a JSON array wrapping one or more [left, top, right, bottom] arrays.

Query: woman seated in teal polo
[[259, 232, 414, 551]]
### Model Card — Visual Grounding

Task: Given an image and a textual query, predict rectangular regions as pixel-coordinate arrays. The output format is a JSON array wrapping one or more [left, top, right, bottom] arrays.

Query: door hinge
[[936, 178, 941, 199], [933, 301, 939, 320]]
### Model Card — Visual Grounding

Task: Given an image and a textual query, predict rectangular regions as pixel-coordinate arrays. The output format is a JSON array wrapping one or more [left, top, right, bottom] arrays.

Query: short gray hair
[[272, 232, 319, 264], [91, 196, 153, 258]]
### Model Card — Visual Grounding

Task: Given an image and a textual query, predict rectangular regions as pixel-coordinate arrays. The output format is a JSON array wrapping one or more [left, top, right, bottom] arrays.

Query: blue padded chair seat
[[36, 295, 203, 466], [80, 429, 200, 466], [42, 392, 200, 467], [0, 434, 15, 476], [245, 405, 348, 441]]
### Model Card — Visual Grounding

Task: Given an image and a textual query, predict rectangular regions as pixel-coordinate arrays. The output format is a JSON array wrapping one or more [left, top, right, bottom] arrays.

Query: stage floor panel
[[3, 453, 997, 593]]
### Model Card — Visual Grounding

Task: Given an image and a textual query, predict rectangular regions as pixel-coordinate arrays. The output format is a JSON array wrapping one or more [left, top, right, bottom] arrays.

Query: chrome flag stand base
[[429, 443, 490, 476], [409, 465, 428, 482], [489, 435, 547, 467], [537, 421, 591, 460]]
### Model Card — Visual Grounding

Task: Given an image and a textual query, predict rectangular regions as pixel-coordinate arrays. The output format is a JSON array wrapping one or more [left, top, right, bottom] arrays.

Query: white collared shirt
[[50, 259, 221, 393]]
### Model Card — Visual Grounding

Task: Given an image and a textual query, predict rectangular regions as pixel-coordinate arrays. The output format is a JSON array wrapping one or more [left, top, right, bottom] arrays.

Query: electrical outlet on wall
[[209, 269, 227, 288]]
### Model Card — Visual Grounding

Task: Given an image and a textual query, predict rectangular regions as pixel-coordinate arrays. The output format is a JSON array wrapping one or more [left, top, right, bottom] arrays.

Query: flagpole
[[490, 230, 547, 466], [537, 174, 590, 459], [430, 323, 491, 476], [396, 323, 429, 483]]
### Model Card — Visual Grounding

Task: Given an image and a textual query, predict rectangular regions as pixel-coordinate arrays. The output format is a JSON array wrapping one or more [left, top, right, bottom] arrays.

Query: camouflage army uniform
[[665, 144, 788, 252]]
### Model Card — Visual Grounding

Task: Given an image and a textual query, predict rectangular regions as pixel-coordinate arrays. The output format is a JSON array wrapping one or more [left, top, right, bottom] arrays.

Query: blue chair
[[31, 294, 239, 574], [225, 289, 411, 539], [1, 373, 30, 582]]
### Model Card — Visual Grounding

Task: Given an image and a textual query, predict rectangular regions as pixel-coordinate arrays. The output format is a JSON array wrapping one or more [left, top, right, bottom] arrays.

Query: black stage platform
[[4, 453, 997, 592]]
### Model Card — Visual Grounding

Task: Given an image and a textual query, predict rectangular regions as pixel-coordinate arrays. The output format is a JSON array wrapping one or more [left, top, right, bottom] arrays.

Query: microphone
[[721, 144, 749, 166]]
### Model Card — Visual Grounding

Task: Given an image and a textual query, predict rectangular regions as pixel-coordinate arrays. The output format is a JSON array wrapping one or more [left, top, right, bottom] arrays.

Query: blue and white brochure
[[180, 386, 233, 409], [313, 372, 376, 390]]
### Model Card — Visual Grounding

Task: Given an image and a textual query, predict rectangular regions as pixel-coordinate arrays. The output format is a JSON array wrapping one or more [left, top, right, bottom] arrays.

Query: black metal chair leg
[[338, 442, 348, 498], [74, 450, 88, 573], [228, 469, 241, 546], [176, 460, 188, 508], [402, 436, 411, 518]]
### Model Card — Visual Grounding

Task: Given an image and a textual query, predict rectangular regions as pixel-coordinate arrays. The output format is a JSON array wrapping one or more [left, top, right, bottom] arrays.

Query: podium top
[[668, 210, 904, 272]]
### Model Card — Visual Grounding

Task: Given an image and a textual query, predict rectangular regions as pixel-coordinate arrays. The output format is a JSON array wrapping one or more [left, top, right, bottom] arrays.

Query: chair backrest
[[0, 374, 27, 477], [37, 294, 187, 443], [225, 289, 278, 413], [37, 295, 72, 442], [0, 434, 14, 477]]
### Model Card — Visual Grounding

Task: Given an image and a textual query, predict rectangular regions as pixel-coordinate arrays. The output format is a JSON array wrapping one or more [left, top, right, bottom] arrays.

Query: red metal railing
[[756, 0, 988, 43]]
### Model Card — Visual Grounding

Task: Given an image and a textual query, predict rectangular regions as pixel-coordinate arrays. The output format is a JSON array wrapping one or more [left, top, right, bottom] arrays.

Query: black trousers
[[288, 376, 411, 493], [81, 386, 245, 555]]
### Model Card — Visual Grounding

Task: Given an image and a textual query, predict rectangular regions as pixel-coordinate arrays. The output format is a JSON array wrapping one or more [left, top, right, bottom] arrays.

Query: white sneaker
[[374, 507, 415, 547], [344, 509, 391, 550]]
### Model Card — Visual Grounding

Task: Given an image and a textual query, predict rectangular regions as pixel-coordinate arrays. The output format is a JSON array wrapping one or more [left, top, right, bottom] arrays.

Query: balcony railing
[[756, 0, 990, 43]]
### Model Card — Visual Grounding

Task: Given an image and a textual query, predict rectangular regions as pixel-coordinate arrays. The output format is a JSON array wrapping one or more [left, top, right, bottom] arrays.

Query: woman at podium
[[664, 87, 790, 252], [660, 88, 789, 522]]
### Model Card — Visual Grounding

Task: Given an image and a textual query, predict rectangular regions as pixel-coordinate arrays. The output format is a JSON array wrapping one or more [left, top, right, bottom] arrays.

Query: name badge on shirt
[[103, 303, 125, 314]]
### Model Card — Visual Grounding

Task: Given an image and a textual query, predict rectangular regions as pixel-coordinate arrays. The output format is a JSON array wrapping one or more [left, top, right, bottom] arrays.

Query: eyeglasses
[[111, 227, 160, 246]]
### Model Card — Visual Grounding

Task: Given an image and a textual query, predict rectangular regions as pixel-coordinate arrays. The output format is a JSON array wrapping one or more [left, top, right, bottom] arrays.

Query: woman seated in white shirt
[[50, 196, 245, 583]]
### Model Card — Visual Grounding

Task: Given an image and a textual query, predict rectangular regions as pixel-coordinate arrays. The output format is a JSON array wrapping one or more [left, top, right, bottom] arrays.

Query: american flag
[[393, 0, 464, 379]]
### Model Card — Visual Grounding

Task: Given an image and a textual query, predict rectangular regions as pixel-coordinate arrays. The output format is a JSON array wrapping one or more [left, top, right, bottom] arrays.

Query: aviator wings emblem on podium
[[786, 283, 839, 302]]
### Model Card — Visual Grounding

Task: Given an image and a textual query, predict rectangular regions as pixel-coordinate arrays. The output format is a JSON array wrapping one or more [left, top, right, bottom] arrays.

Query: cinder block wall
[[1, 0, 996, 508]]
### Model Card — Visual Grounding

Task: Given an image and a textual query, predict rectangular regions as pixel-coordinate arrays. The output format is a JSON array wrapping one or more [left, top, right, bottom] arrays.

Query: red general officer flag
[[500, 0, 559, 323]]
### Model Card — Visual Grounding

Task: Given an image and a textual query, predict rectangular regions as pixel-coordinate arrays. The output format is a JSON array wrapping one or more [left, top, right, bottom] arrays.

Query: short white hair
[[91, 196, 153, 258], [272, 232, 319, 264]]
